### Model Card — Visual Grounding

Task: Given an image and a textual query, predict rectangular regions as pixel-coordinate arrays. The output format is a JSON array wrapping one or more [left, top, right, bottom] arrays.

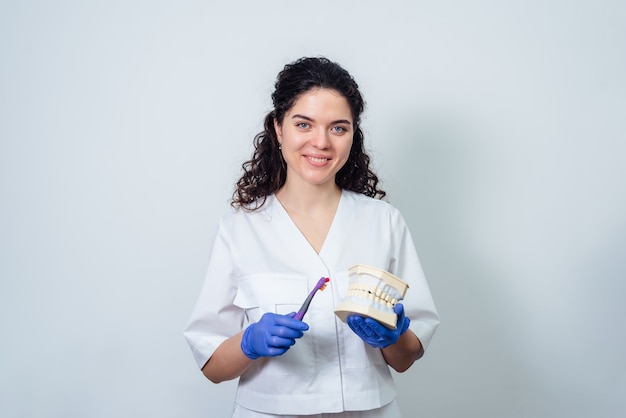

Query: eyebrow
[[291, 114, 352, 125]]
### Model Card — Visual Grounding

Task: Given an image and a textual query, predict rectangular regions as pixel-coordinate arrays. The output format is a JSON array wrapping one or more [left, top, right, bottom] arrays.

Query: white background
[[1, 1, 624, 417]]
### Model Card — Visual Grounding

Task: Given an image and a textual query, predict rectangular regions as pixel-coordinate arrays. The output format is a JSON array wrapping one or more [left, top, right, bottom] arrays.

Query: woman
[[185, 57, 439, 417]]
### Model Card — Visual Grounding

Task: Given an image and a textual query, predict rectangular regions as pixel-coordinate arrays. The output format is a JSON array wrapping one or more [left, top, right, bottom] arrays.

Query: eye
[[332, 125, 348, 134], [297, 122, 310, 129]]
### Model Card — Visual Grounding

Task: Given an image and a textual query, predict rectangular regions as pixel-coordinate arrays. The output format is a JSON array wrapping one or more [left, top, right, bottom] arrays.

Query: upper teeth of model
[[345, 282, 400, 313], [309, 157, 327, 162]]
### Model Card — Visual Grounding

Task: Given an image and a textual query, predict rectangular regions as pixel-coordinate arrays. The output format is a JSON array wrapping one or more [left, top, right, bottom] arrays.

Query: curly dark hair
[[232, 57, 386, 209]]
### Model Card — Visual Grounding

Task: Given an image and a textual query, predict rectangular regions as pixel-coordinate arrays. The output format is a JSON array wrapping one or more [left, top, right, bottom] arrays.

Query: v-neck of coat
[[268, 190, 346, 260]]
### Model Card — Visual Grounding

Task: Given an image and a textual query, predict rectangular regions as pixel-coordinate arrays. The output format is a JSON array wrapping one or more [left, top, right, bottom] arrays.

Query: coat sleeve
[[389, 208, 440, 353], [183, 218, 244, 369]]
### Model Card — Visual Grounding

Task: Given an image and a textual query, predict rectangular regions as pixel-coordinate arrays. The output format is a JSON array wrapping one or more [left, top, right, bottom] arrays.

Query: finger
[[392, 303, 410, 333], [398, 316, 410, 334], [265, 346, 290, 357], [364, 318, 391, 337], [271, 325, 305, 340], [266, 335, 297, 349], [346, 315, 367, 334], [274, 314, 310, 331], [350, 316, 377, 339], [393, 303, 405, 316]]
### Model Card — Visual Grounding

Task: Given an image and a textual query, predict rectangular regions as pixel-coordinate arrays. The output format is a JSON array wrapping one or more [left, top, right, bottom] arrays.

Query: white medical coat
[[184, 191, 439, 415]]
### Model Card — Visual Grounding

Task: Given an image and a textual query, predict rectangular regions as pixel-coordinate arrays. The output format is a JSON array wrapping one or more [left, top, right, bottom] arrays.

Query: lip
[[304, 154, 332, 165]]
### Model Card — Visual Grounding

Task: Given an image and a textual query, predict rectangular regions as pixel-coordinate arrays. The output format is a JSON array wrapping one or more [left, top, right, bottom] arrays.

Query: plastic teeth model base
[[334, 264, 409, 330]]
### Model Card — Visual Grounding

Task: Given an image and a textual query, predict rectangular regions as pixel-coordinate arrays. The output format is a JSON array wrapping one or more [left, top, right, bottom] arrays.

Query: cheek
[[341, 139, 354, 159], [283, 131, 308, 149]]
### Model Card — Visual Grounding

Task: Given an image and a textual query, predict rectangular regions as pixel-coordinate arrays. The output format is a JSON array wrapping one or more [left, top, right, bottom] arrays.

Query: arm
[[381, 329, 423, 372], [202, 331, 253, 383], [347, 303, 423, 372], [202, 312, 309, 383]]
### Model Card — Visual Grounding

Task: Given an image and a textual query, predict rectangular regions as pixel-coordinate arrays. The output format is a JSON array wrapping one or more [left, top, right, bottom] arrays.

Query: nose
[[311, 128, 330, 149]]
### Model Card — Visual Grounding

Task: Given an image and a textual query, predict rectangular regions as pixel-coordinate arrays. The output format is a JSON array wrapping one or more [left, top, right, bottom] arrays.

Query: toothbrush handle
[[294, 294, 314, 320]]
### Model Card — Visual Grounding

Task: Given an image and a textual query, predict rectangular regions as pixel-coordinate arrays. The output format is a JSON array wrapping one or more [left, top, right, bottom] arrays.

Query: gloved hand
[[241, 312, 309, 360], [346, 303, 410, 348]]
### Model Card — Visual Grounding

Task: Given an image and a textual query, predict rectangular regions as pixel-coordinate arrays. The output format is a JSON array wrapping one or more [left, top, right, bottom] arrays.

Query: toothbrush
[[294, 277, 330, 320]]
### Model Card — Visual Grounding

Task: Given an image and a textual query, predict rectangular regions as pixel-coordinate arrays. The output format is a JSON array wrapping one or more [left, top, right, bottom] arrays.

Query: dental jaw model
[[334, 264, 409, 329]]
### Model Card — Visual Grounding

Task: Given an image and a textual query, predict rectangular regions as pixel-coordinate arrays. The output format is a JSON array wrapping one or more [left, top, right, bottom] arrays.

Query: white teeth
[[308, 157, 328, 163], [334, 265, 410, 330], [338, 273, 406, 314], [346, 283, 396, 313]]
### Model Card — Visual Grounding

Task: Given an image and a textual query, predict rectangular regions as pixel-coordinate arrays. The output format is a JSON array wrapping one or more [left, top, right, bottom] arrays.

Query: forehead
[[287, 88, 353, 121]]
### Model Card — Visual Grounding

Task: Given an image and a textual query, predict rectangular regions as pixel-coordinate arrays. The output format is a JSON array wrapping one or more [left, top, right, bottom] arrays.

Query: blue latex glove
[[346, 303, 410, 348], [241, 312, 309, 360]]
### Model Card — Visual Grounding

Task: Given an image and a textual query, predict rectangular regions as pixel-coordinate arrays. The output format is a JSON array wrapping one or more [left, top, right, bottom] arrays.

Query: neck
[[276, 179, 342, 213]]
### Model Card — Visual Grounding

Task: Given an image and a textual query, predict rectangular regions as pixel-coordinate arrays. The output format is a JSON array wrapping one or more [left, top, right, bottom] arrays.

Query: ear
[[273, 118, 283, 144]]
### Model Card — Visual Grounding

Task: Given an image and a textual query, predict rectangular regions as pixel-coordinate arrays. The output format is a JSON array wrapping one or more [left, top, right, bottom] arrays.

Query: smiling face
[[274, 88, 354, 191]]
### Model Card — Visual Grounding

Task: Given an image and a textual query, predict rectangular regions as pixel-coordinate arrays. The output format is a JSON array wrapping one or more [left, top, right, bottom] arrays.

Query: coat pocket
[[233, 273, 307, 321], [233, 273, 315, 374]]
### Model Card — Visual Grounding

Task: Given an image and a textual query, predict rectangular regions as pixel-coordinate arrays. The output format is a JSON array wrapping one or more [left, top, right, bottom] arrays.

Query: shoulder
[[218, 196, 274, 229], [343, 190, 401, 216], [342, 190, 410, 234]]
